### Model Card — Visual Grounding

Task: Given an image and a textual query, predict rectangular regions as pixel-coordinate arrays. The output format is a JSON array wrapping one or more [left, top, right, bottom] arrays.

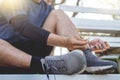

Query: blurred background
[[46, 0, 120, 20]]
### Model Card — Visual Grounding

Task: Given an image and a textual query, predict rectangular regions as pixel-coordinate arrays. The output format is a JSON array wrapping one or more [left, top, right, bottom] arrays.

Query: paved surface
[[0, 74, 120, 80]]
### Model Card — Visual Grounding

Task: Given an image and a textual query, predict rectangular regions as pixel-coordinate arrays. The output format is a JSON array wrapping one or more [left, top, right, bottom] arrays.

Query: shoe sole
[[86, 65, 113, 73], [83, 68, 115, 74], [92, 68, 115, 74]]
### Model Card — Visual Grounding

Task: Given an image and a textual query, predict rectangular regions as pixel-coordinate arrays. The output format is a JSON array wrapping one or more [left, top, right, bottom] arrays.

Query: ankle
[[30, 56, 44, 73]]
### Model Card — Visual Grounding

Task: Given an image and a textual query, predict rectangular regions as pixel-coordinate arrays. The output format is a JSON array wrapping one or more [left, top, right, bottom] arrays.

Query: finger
[[79, 39, 88, 41], [75, 36, 87, 41], [73, 45, 87, 50], [89, 38, 100, 45], [94, 44, 107, 52], [101, 42, 107, 49], [95, 43, 102, 50], [92, 47, 106, 52], [74, 40, 88, 45], [97, 39, 108, 49], [101, 41, 110, 50], [104, 42, 110, 49]]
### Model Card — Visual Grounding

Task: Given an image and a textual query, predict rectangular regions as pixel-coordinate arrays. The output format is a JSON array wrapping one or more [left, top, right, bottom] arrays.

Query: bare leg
[[0, 39, 31, 68], [43, 9, 79, 38], [42, 9, 81, 55]]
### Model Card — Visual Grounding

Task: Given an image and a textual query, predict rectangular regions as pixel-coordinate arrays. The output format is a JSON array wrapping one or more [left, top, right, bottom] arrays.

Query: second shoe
[[84, 49, 118, 74]]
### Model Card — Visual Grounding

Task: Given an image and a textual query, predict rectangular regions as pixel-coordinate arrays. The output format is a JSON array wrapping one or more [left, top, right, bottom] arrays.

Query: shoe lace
[[41, 59, 67, 80]]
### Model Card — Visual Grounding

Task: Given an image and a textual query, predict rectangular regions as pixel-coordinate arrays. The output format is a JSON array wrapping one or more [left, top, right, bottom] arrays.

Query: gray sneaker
[[84, 49, 118, 74], [41, 50, 87, 75]]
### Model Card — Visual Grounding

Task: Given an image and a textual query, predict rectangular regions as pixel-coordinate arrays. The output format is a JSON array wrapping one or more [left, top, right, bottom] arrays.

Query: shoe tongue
[[83, 49, 92, 54], [84, 49, 98, 60]]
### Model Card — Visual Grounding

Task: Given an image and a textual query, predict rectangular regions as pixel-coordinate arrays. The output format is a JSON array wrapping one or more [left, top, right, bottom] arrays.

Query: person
[[0, 0, 118, 74]]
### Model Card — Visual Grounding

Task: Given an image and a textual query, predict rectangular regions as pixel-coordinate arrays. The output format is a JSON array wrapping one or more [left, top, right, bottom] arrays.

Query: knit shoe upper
[[41, 50, 87, 75]]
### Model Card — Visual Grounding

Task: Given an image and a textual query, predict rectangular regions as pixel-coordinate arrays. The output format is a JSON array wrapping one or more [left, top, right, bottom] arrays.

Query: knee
[[0, 39, 10, 46], [50, 9, 65, 18]]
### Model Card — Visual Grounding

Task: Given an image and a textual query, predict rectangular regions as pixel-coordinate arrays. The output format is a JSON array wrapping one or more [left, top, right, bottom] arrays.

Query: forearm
[[47, 33, 68, 47]]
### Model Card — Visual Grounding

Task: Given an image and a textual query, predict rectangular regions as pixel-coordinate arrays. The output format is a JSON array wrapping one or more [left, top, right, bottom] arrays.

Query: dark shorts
[[11, 41, 53, 57]]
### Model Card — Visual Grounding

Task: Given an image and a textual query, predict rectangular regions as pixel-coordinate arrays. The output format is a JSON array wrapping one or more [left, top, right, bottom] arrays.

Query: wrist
[[47, 33, 68, 47]]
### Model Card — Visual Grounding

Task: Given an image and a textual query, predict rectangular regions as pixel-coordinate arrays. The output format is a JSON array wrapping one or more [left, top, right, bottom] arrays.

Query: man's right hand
[[65, 37, 88, 50], [47, 33, 88, 50]]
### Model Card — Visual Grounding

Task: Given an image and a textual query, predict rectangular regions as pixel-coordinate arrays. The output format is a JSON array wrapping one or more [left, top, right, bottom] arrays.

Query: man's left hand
[[89, 38, 110, 52]]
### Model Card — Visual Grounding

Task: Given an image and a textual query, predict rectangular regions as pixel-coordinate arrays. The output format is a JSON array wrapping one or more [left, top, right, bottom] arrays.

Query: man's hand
[[47, 33, 88, 50], [89, 38, 110, 52], [66, 37, 88, 50]]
